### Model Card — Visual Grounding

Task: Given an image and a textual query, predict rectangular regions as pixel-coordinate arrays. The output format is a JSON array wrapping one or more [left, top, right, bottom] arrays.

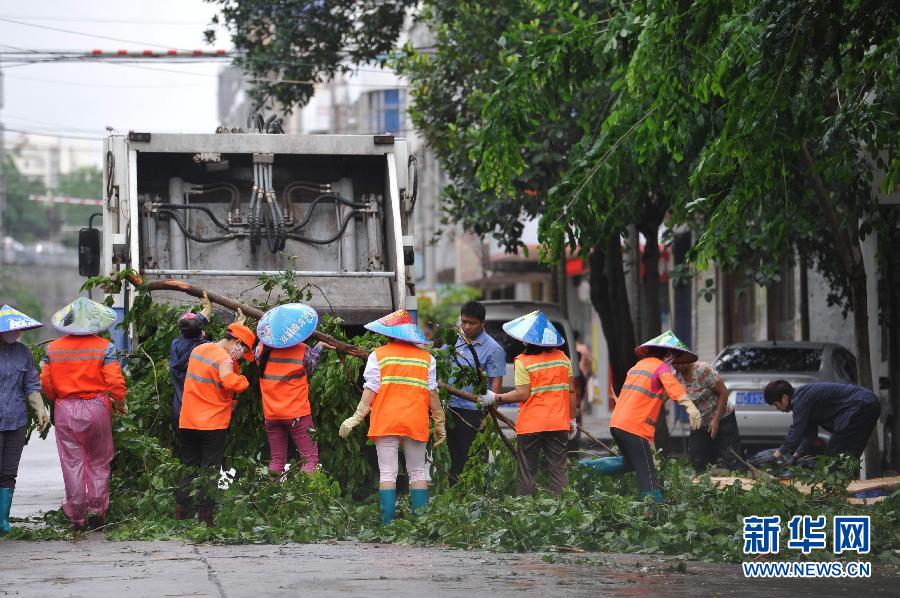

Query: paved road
[[1, 539, 896, 598], [9, 429, 64, 519]]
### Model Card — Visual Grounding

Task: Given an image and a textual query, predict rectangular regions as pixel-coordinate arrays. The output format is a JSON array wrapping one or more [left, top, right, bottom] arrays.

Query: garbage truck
[[79, 126, 418, 348]]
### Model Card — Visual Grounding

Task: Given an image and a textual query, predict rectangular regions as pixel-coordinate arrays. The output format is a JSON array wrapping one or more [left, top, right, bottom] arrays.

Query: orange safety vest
[[258, 343, 311, 420], [180, 343, 238, 430], [514, 350, 572, 435], [368, 341, 432, 442], [610, 357, 686, 440], [41, 335, 126, 403]]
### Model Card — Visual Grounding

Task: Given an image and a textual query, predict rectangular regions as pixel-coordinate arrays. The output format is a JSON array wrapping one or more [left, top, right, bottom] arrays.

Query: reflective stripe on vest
[[259, 343, 311, 420], [368, 341, 431, 442], [45, 335, 112, 399], [180, 343, 235, 430], [610, 357, 670, 440], [515, 350, 571, 435]]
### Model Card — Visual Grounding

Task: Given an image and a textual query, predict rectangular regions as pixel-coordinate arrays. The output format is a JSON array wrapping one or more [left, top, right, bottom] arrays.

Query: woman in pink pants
[[255, 304, 326, 475]]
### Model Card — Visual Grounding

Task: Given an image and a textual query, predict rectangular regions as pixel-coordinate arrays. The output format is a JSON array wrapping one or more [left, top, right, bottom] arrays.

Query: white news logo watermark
[[742, 515, 871, 578]]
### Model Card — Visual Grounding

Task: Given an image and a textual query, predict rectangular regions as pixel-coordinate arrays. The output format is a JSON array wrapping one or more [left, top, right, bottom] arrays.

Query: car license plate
[[735, 391, 765, 405]]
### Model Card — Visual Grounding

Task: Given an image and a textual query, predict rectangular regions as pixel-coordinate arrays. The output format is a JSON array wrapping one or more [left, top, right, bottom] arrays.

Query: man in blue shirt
[[446, 301, 506, 485], [763, 380, 881, 462]]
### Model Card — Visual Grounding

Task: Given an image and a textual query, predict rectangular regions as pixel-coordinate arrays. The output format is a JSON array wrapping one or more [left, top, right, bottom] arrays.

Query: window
[[832, 350, 858, 383], [715, 346, 822, 373], [368, 89, 403, 134]]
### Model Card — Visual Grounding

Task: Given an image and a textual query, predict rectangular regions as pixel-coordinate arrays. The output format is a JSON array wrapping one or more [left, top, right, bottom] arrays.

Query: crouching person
[[339, 310, 445, 525], [41, 298, 127, 530], [176, 321, 254, 527]]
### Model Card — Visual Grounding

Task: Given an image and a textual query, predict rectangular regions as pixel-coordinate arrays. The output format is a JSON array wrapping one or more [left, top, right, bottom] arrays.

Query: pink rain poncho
[[54, 396, 114, 526]]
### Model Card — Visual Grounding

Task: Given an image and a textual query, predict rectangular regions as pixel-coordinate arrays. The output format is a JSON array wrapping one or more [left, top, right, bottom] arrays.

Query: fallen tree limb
[[129, 275, 514, 423]]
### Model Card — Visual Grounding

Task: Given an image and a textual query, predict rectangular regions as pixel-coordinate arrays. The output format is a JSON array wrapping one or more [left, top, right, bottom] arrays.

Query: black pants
[[515, 430, 569, 496], [0, 427, 27, 489], [688, 412, 745, 473], [610, 427, 658, 493], [827, 401, 881, 458], [176, 428, 228, 510], [447, 408, 484, 485]]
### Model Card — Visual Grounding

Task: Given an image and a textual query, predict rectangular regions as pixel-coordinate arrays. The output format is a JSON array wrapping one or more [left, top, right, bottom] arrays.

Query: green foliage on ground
[[7, 277, 899, 566]]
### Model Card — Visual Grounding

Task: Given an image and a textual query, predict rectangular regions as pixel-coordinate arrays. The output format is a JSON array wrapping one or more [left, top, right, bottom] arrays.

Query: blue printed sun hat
[[635, 330, 697, 364], [51, 297, 117, 335], [501, 310, 564, 347], [364, 309, 428, 345], [0, 305, 43, 333], [256, 303, 319, 348]]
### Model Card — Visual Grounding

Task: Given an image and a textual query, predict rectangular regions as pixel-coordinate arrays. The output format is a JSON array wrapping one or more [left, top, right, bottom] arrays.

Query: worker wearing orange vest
[[477, 310, 576, 496], [176, 319, 255, 527], [339, 309, 445, 525], [40, 297, 127, 530], [580, 331, 702, 503], [255, 303, 328, 476]]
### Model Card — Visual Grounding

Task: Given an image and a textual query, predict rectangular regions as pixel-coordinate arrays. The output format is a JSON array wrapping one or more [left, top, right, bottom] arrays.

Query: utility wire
[[0, 17, 197, 51]]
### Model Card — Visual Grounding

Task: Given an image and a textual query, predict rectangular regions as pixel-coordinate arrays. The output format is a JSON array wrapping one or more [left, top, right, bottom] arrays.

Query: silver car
[[712, 341, 858, 444]]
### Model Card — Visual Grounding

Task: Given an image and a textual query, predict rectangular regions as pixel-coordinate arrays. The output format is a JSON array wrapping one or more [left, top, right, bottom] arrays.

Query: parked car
[[479, 301, 580, 433]]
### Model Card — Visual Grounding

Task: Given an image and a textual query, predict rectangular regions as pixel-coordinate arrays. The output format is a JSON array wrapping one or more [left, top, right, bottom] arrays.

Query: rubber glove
[[568, 418, 578, 440], [432, 407, 446, 447], [675, 397, 703, 431], [749, 448, 779, 467], [477, 390, 496, 407], [27, 392, 50, 431], [339, 399, 371, 439], [234, 308, 247, 326], [200, 292, 213, 320]]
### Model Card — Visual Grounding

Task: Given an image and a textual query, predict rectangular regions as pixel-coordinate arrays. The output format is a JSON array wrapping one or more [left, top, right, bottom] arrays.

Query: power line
[[0, 17, 199, 51], [4, 73, 206, 89], [0, 15, 228, 27], [2, 126, 105, 141]]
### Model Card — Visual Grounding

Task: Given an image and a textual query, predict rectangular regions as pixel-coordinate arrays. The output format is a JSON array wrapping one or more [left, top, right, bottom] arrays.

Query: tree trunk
[[637, 223, 663, 340], [589, 237, 636, 390], [798, 140, 880, 476]]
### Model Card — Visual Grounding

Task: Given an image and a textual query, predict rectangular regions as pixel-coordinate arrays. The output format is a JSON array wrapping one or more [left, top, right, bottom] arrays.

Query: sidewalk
[[10, 428, 65, 518]]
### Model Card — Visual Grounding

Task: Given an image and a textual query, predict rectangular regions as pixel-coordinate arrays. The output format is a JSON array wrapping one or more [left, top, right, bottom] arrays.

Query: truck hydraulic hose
[[157, 209, 238, 243], [155, 204, 232, 232], [290, 193, 368, 231], [286, 209, 359, 245]]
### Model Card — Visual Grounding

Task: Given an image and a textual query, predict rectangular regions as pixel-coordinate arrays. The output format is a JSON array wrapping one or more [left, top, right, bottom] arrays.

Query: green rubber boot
[[579, 456, 625, 475], [410, 488, 429, 515], [379, 489, 397, 525], [0, 487, 14, 534]]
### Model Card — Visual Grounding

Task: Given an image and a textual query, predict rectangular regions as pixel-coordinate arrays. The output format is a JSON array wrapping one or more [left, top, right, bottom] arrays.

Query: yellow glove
[[200, 291, 213, 320], [676, 397, 703, 431], [339, 399, 371, 439], [113, 401, 129, 416], [234, 308, 247, 326], [27, 392, 50, 431], [431, 407, 446, 447]]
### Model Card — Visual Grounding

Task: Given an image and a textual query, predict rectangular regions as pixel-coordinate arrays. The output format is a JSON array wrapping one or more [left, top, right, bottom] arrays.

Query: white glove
[[677, 398, 703, 431], [477, 390, 496, 407], [27, 392, 50, 431], [568, 418, 578, 440], [234, 308, 247, 326], [339, 399, 371, 439]]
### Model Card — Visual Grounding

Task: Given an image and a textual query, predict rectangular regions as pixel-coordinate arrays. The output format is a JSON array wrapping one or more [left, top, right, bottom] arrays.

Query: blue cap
[[0, 305, 43, 333], [256, 303, 319, 348], [501, 310, 564, 347]]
